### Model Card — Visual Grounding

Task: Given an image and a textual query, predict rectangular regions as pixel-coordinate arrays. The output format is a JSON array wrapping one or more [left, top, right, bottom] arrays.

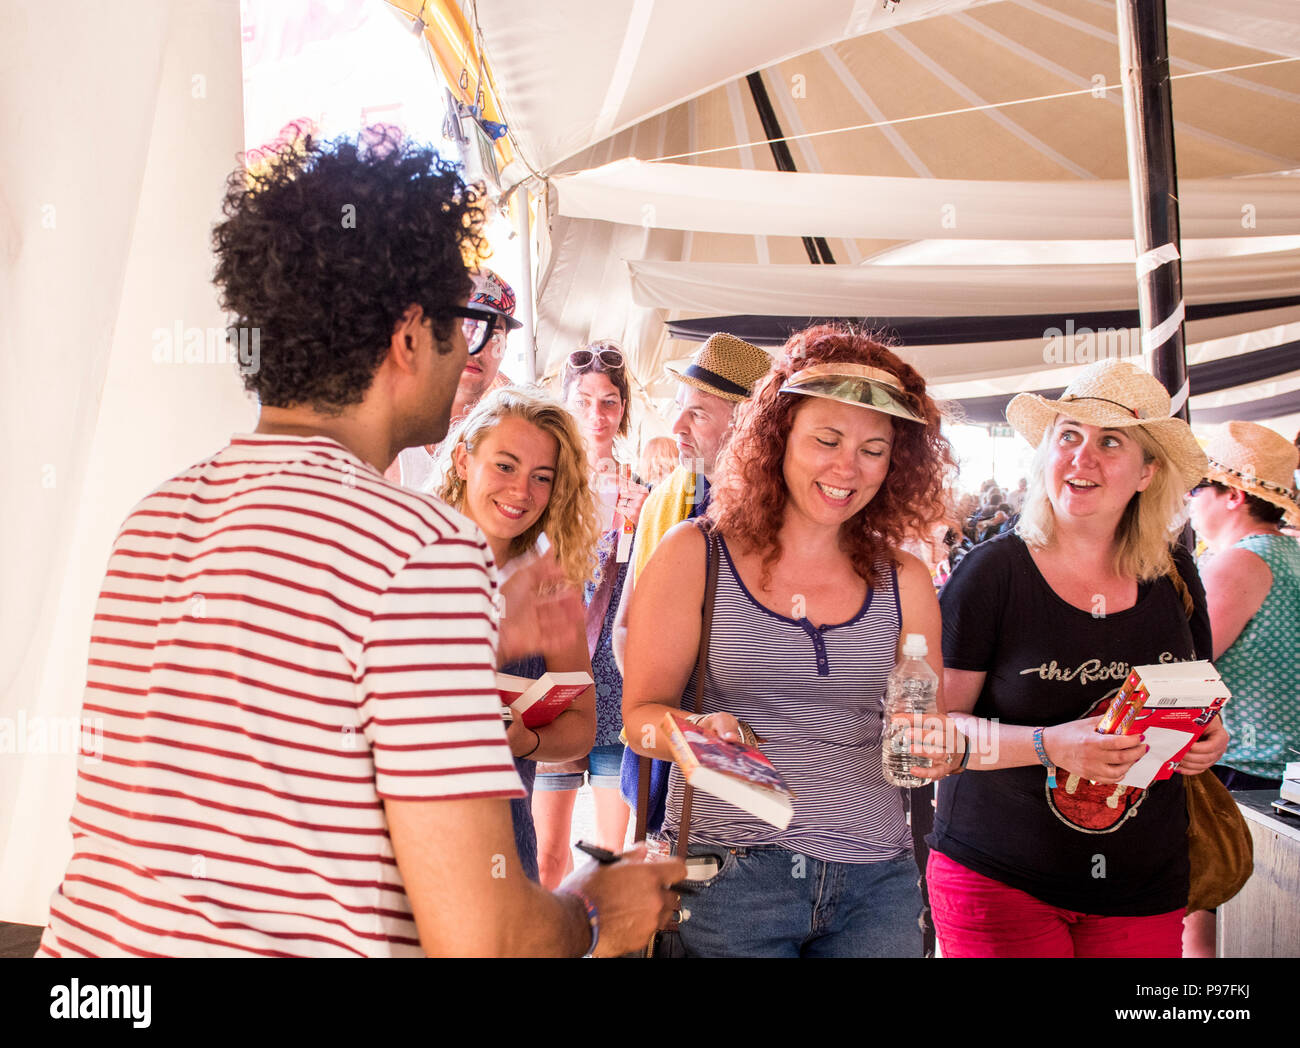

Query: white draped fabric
[[507, 0, 1300, 431], [555, 161, 1300, 240], [627, 253, 1300, 317], [477, 0, 1300, 179], [0, 0, 251, 925]]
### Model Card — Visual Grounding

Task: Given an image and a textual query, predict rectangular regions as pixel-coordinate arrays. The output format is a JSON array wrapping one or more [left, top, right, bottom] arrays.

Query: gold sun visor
[[778, 364, 925, 424]]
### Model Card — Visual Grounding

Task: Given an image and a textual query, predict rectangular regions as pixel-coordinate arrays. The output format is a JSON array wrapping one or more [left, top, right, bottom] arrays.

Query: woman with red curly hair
[[622, 326, 958, 957]]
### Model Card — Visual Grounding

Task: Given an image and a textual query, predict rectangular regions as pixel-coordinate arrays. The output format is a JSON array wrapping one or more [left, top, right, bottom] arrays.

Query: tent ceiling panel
[[554, 163, 1300, 239], [503, 0, 1300, 423], [628, 253, 1300, 317], [478, 0, 997, 173]]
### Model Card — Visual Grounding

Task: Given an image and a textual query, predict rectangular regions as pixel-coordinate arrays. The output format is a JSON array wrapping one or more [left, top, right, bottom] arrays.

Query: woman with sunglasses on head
[[435, 386, 601, 881], [531, 342, 651, 887], [622, 326, 957, 957], [915, 359, 1229, 958]]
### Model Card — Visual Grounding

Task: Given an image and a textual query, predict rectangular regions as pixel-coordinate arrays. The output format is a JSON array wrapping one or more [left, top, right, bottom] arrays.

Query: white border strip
[[1137, 242, 1181, 278], [1169, 377, 1191, 416], [1142, 300, 1186, 353]]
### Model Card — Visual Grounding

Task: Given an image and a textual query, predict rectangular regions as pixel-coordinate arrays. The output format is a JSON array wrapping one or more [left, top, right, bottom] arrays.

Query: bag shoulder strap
[[676, 528, 719, 857]]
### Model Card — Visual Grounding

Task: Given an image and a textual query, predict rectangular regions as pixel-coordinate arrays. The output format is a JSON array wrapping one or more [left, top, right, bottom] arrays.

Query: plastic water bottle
[[882, 634, 939, 788]]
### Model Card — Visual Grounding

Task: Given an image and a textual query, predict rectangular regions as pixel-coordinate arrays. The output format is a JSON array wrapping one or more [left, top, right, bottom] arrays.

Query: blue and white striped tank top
[[663, 534, 911, 863]]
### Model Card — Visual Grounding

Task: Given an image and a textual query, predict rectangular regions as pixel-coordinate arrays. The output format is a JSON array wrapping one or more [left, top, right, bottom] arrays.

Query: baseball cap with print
[[470, 268, 523, 330]]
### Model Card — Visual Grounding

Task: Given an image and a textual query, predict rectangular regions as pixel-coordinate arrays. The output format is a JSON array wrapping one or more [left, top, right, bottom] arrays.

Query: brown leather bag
[[1185, 769, 1253, 913], [1166, 558, 1254, 913]]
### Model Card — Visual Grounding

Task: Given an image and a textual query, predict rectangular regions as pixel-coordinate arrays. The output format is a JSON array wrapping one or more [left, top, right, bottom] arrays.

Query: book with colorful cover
[[1097, 661, 1231, 788], [497, 671, 592, 729], [661, 711, 794, 829]]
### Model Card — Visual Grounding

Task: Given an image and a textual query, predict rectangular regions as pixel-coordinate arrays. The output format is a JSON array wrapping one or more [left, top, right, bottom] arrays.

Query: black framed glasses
[[440, 306, 500, 356], [567, 347, 625, 371]]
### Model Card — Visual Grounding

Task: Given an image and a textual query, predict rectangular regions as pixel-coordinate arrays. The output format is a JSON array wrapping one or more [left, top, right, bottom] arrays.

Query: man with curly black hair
[[37, 129, 683, 959]]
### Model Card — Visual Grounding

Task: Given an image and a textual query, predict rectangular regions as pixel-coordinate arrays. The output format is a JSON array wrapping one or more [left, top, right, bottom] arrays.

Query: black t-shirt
[[930, 533, 1211, 916]]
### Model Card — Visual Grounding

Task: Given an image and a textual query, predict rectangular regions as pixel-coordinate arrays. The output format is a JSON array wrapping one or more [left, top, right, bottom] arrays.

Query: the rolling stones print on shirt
[[1019, 652, 1180, 834]]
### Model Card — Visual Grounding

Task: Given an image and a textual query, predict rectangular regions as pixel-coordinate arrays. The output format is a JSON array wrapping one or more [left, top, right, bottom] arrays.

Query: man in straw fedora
[[612, 332, 772, 672], [609, 332, 770, 833]]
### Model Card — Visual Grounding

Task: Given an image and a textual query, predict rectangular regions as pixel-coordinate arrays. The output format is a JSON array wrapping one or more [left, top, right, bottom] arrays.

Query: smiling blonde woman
[[435, 386, 601, 880]]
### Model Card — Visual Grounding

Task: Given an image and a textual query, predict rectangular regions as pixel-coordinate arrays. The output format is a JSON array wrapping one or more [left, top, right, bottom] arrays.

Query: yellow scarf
[[632, 465, 699, 583]]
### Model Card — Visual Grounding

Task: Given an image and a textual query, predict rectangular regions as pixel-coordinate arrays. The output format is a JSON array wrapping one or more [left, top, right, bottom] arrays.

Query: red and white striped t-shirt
[[38, 434, 522, 957]]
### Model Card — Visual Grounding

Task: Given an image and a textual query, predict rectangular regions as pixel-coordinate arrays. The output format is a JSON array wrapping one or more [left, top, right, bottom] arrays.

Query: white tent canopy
[[555, 161, 1300, 240], [481, 0, 1300, 181], [479, 0, 1300, 434], [627, 253, 1300, 316]]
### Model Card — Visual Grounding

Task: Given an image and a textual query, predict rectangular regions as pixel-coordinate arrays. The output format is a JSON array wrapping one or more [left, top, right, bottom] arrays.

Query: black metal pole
[[745, 72, 836, 265], [1115, 0, 1189, 421]]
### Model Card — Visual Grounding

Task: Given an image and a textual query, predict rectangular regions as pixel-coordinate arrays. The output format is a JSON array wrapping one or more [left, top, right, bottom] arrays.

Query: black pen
[[574, 840, 619, 864], [574, 840, 698, 893]]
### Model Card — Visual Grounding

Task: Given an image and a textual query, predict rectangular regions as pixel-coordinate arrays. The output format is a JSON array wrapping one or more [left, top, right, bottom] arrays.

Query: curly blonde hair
[[1015, 423, 1188, 582], [435, 386, 600, 587]]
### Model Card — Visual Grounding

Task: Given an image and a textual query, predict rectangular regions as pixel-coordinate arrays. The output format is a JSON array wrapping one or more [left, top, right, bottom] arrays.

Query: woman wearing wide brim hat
[[1186, 420, 1299, 789], [1182, 420, 1300, 956], [922, 357, 1228, 958]]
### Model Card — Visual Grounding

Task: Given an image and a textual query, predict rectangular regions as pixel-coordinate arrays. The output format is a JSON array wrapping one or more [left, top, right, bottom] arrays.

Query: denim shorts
[[534, 743, 626, 792], [674, 842, 922, 958]]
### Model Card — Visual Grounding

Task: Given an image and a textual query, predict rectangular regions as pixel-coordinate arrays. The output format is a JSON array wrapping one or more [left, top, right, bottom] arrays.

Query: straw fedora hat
[[1006, 358, 1207, 491], [1203, 420, 1300, 527], [664, 332, 771, 404]]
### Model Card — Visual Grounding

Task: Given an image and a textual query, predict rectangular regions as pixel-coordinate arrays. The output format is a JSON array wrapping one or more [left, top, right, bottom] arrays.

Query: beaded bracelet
[[1033, 726, 1057, 788], [562, 888, 600, 958]]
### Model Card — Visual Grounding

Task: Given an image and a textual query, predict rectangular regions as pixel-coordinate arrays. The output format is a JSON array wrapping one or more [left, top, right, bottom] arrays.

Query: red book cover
[[662, 711, 794, 829], [497, 671, 591, 729], [1096, 661, 1231, 787]]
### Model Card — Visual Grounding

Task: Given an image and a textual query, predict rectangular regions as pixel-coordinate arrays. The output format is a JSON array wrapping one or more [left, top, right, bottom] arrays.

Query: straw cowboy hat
[[665, 332, 771, 404], [1202, 420, 1300, 527], [1006, 358, 1207, 491]]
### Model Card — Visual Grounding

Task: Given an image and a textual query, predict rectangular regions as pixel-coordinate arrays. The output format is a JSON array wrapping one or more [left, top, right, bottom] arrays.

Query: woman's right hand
[[1042, 716, 1148, 784], [693, 712, 743, 743]]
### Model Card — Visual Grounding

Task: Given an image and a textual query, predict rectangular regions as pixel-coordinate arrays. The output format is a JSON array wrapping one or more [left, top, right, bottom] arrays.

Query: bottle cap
[[902, 634, 928, 658]]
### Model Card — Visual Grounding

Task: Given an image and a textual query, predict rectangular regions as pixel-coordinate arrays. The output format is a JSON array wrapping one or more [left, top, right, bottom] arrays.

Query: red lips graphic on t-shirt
[[1045, 693, 1149, 833]]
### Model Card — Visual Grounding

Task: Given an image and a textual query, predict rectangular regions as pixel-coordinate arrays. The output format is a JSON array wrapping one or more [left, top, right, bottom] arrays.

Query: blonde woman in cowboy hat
[[1182, 420, 1300, 956], [913, 358, 1229, 957]]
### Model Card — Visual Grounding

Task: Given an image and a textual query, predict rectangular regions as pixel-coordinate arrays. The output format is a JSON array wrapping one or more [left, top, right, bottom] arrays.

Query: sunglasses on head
[[567, 347, 625, 371], [440, 306, 501, 356]]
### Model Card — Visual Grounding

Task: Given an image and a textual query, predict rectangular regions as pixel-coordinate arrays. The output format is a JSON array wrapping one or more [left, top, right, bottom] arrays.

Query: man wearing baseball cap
[[387, 267, 524, 491]]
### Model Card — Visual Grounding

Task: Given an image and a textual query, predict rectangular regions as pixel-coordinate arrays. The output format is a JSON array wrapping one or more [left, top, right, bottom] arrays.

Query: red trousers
[[927, 852, 1183, 958]]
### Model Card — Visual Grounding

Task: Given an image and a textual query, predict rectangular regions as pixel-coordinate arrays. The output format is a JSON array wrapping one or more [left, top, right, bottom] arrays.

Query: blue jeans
[[533, 743, 626, 792], [676, 843, 922, 958]]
